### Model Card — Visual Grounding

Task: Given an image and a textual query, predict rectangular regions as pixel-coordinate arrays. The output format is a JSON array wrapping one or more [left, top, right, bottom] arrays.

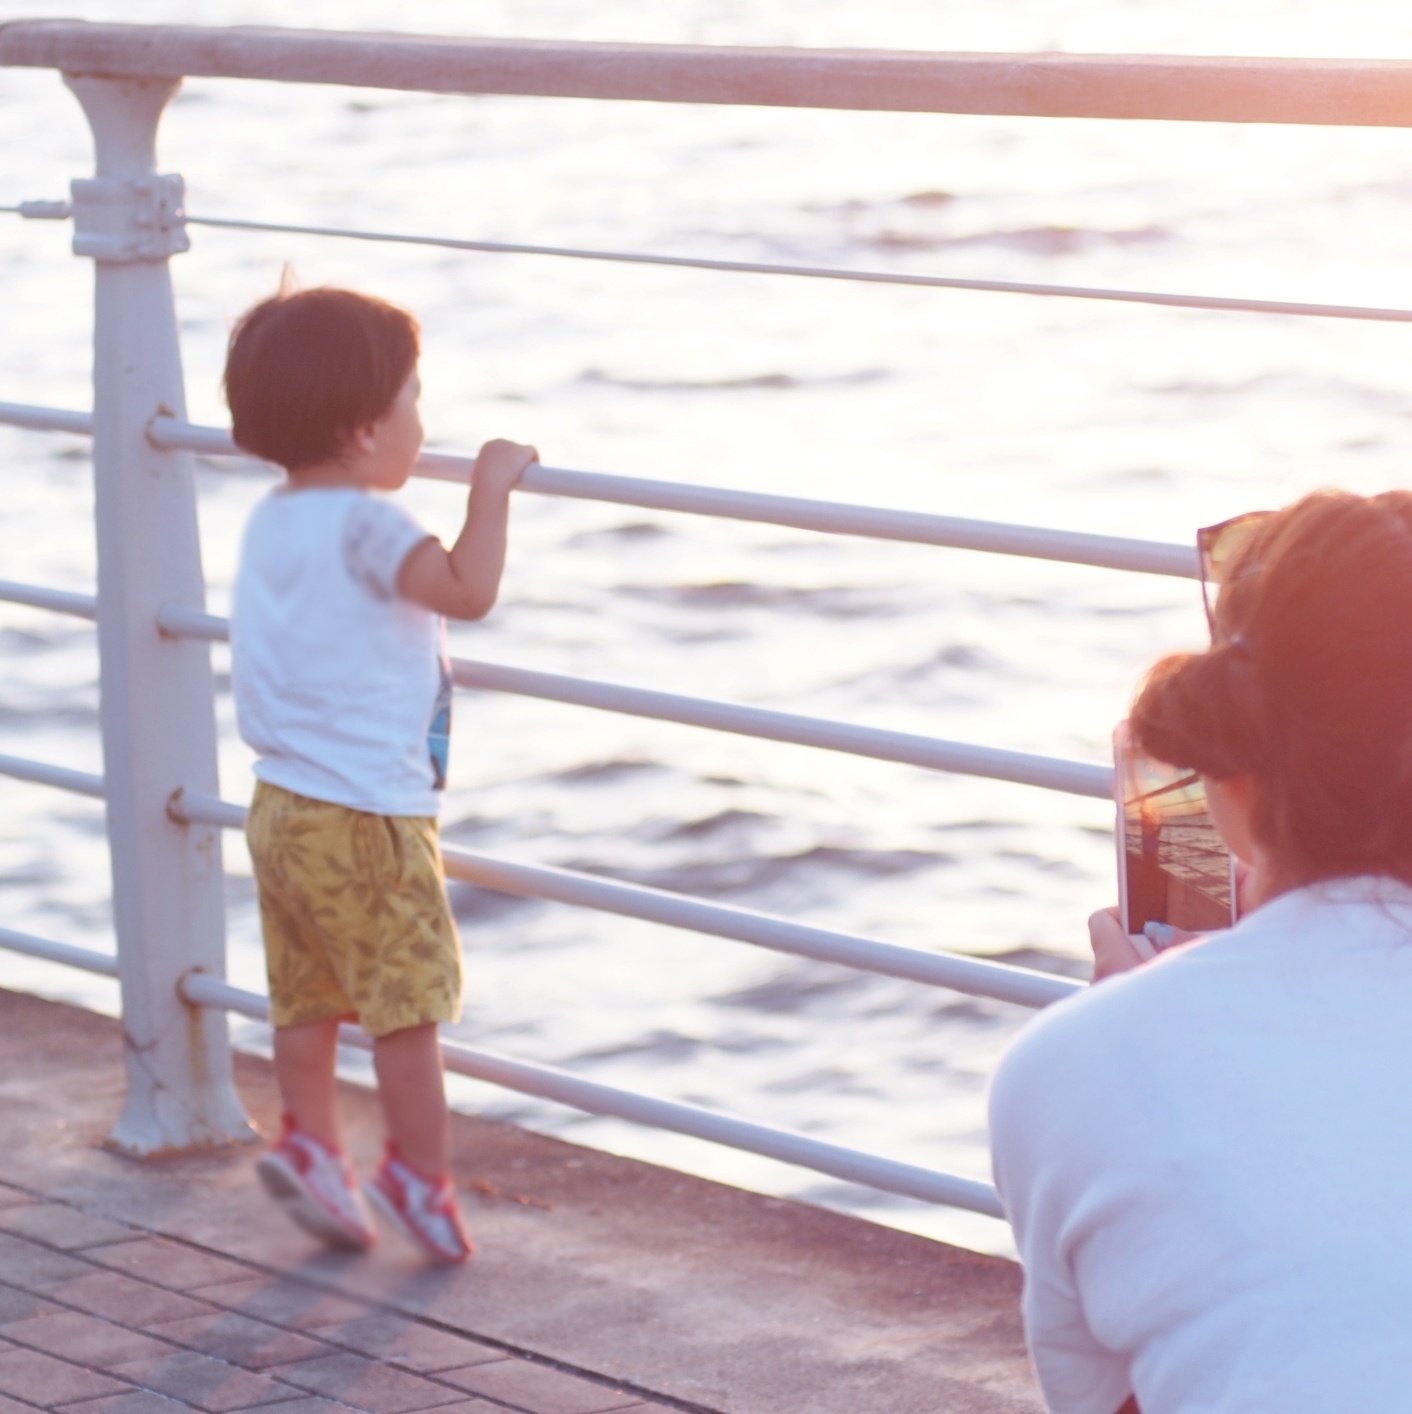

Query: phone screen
[[1114, 722, 1235, 937]]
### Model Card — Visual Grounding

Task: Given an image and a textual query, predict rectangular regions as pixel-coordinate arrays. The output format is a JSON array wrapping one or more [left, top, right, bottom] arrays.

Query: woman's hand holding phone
[[1090, 907, 1143, 981], [1089, 909, 1199, 981], [1091, 863, 1266, 983]]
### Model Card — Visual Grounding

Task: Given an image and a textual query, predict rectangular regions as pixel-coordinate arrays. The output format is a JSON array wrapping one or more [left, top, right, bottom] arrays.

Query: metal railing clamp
[[70, 174, 189, 263]]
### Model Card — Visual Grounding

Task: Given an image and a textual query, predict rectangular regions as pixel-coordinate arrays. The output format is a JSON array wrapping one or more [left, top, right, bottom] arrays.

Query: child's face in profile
[[359, 368, 424, 491]]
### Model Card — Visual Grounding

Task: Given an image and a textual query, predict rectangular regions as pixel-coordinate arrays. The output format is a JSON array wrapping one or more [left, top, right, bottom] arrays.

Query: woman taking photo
[[990, 490, 1412, 1414]]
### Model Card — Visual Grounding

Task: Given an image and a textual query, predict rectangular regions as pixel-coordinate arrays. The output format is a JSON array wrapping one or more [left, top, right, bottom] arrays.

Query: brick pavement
[[0, 1187, 675, 1414], [0, 991, 1040, 1414]]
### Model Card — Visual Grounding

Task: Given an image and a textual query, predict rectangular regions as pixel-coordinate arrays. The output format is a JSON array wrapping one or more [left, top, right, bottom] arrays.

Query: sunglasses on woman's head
[[1196, 511, 1270, 636]]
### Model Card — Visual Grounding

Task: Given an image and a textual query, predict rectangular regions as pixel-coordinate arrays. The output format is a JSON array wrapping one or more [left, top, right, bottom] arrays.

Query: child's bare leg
[[372, 1022, 449, 1176], [272, 1018, 343, 1151]]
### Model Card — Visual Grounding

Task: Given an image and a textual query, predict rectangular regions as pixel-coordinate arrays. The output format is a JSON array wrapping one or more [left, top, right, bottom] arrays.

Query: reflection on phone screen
[[1118, 732, 1234, 935]]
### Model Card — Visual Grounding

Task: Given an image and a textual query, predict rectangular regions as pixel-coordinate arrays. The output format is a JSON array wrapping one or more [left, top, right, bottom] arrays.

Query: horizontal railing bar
[[170, 788, 1082, 1009], [144, 415, 1197, 577], [183, 212, 1412, 327], [171, 791, 246, 830], [5, 24, 1412, 129], [0, 925, 118, 978], [514, 473, 1196, 576], [439, 847, 1082, 1009], [0, 400, 93, 436], [452, 658, 1114, 797], [155, 605, 226, 642], [0, 579, 98, 621], [1, 406, 1195, 577], [154, 606, 1112, 798], [143, 418, 265, 463], [179, 970, 1004, 1217], [180, 972, 273, 1020], [0, 753, 105, 800]]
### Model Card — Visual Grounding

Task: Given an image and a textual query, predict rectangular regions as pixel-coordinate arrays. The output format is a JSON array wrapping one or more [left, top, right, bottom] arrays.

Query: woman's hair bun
[[1132, 638, 1264, 782]]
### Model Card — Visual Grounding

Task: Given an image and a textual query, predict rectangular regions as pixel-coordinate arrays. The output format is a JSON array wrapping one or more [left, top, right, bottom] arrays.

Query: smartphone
[[1113, 721, 1236, 958]]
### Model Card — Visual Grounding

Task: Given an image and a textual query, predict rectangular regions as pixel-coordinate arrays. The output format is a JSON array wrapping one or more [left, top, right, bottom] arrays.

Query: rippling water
[[6, 0, 1412, 1253]]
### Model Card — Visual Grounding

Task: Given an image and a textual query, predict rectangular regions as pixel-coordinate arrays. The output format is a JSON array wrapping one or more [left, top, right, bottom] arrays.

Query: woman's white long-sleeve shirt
[[989, 879, 1412, 1414]]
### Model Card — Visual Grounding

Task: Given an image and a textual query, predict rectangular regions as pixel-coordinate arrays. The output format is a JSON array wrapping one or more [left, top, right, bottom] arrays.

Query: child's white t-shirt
[[231, 486, 451, 818]]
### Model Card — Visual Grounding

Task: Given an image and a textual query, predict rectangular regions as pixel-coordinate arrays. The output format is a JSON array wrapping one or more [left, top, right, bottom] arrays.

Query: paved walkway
[[0, 990, 1041, 1414], [0, 1179, 669, 1413]]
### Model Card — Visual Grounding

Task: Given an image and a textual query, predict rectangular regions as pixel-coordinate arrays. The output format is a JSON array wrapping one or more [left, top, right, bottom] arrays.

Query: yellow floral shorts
[[246, 780, 462, 1039]]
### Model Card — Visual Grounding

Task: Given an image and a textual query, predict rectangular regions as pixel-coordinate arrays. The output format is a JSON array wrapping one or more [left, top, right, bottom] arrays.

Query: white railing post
[[64, 73, 253, 1154]]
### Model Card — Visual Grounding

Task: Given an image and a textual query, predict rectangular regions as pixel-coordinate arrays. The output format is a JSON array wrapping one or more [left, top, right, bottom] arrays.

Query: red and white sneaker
[[255, 1116, 377, 1252], [364, 1145, 473, 1265]]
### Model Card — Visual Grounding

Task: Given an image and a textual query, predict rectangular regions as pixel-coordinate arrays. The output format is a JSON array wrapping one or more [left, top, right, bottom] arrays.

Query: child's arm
[[396, 439, 538, 619]]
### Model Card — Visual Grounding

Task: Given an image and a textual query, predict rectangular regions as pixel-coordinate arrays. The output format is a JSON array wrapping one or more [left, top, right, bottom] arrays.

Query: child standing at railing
[[225, 285, 537, 1264]]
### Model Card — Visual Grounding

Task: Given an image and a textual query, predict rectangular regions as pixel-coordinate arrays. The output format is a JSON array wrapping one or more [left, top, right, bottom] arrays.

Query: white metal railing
[[6, 23, 1412, 127], [0, 577, 97, 621], [169, 787, 1080, 1010], [0, 745, 1083, 1005], [0, 909, 1011, 1214], [145, 601, 1112, 798], [0, 445, 1089, 1216], [0, 19, 1367, 1217], [0, 753, 104, 799], [0, 401, 1198, 577], [178, 969, 1004, 1216], [0, 924, 117, 978]]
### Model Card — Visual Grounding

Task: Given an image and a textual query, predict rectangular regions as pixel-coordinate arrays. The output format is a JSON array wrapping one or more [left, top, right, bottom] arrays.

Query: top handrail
[[4, 22, 1412, 127]]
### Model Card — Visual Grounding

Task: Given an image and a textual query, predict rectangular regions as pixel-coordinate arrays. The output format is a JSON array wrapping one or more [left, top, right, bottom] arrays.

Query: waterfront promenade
[[0, 989, 1039, 1414]]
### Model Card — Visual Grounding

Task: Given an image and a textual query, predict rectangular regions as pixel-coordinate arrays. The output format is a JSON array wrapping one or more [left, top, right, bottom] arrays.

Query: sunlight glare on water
[[5, 0, 1412, 1253]]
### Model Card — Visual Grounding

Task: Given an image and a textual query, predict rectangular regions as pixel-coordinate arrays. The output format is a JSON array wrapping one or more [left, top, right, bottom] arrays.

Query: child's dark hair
[[1132, 489, 1412, 887], [224, 286, 420, 471]]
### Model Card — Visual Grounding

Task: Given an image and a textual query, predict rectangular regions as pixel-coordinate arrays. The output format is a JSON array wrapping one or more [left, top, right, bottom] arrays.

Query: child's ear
[[350, 423, 378, 455]]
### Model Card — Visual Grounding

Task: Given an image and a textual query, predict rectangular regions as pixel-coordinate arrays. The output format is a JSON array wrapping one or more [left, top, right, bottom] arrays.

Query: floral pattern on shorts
[[246, 780, 462, 1038]]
